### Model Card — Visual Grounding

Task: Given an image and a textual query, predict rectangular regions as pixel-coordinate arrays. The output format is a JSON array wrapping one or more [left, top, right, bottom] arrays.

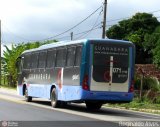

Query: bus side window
[[46, 50, 56, 68], [24, 54, 31, 69], [31, 52, 39, 69], [66, 47, 76, 67], [56, 48, 67, 67], [75, 46, 82, 66], [38, 51, 47, 68]]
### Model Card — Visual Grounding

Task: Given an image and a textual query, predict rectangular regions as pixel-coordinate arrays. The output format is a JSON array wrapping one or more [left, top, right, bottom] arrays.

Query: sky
[[0, 0, 160, 55]]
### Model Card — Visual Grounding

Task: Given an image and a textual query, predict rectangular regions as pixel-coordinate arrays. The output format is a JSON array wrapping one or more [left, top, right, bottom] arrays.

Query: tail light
[[129, 80, 134, 92], [82, 75, 89, 90]]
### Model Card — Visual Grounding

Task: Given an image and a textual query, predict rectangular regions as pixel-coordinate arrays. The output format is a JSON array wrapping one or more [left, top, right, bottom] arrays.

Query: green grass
[[117, 102, 160, 110], [0, 84, 16, 90], [1, 76, 16, 90], [107, 98, 160, 114]]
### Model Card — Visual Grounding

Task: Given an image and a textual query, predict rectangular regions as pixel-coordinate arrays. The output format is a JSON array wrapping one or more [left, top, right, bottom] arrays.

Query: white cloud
[[0, 0, 102, 41]]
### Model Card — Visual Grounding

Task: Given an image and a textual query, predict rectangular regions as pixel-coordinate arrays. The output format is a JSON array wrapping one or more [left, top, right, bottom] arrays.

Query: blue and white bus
[[16, 39, 135, 110]]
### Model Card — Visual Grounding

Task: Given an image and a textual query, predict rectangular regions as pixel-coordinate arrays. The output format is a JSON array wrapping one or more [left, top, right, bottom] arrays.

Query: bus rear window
[[92, 43, 129, 83]]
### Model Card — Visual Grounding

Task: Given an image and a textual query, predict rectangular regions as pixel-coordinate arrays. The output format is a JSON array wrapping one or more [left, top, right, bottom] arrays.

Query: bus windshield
[[92, 43, 129, 83]]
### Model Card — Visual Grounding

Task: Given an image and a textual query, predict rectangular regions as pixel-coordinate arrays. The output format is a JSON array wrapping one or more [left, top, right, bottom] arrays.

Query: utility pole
[[0, 20, 1, 85], [70, 32, 73, 40], [102, 0, 107, 39]]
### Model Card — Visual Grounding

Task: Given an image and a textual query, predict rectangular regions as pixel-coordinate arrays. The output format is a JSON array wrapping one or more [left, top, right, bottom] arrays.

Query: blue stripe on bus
[[81, 90, 134, 101]]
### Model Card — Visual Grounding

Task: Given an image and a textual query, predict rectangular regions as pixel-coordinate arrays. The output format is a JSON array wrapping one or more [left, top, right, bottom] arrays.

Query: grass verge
[[0, 85, 16, 90], [107, 98, 160, 114]]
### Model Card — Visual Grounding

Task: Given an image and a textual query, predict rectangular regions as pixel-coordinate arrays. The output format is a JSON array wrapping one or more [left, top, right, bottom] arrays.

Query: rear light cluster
[[82, 75, 89, 90], [129, 80, 134, 92]]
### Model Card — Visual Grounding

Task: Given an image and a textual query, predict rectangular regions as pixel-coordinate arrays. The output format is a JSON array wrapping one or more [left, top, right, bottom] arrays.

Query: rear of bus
[[82, 39, 135, 105]]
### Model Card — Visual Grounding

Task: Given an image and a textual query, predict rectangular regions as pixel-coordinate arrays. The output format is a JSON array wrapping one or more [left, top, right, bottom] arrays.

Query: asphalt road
[[0, 88, 160, 127]]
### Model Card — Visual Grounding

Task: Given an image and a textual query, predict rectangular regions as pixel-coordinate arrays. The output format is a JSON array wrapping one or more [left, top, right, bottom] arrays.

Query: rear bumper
[[81, 90, 134, 103]]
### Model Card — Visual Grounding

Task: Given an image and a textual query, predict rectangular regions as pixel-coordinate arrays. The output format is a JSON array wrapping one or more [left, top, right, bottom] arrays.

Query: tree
[[143, 26, 160, 67], [2, 40, 57, 87], [3, 44, 23, 86], [107, 13, 160, 64], [152, 39, 160, 67]]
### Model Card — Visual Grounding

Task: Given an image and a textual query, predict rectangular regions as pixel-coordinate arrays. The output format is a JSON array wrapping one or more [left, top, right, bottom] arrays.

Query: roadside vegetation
[[107, 12, 160, 65], [108, 73, 160, 113], [106, 12, 160, 112], [1, 40, 57, 88], [108, 98, 160, 114]]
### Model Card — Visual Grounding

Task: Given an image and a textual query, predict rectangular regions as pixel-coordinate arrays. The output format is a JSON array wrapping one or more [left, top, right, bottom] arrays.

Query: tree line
[[106, 12, 160, 102], [1, 40, 57, 87], [107, 12, 160, 65]]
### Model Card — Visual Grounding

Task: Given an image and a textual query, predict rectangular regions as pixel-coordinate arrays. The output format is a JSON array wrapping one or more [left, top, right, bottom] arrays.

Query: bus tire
[[24, 87, 32, 102], [85, 102, 102, 110], [51, 88, 61, 108]]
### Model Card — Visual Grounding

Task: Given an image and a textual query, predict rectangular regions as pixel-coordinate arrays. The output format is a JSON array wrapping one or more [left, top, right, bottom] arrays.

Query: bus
[[16, 39, 135, 110]]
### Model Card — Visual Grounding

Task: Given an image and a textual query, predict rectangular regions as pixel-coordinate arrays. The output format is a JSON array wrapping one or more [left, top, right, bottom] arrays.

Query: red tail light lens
[[82, 75, 89, 90], [129, 80, 134, 92]]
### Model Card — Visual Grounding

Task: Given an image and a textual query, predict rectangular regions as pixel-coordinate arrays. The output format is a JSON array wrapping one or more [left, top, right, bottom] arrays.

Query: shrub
[[134, 75, 160, 91]]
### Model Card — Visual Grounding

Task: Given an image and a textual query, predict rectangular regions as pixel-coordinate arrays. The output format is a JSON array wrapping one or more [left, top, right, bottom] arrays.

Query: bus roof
[[22, 38, 132, 55]]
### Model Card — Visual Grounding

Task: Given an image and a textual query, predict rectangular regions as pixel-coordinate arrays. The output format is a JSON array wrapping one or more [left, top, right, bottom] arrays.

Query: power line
[[105, 16, 160, 31], [74, 24, 102, 40], [24, 9, 160, 41], [35, 5, 103, 42], [2, 23, 31, 42], [1, 5, 103, 43], [1, 23, 102, 43], [55, 23, 102, 40], [74, 10, 102, 40], [58, 7, 103, 40], [106, 9, 160, 23], [2, 8, 160, 43]]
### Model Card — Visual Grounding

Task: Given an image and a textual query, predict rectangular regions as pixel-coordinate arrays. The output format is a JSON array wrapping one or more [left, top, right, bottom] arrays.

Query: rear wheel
[[85, 102, 102, 110], [24, 87, 32, 102], [51, 88, 61, 108]]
